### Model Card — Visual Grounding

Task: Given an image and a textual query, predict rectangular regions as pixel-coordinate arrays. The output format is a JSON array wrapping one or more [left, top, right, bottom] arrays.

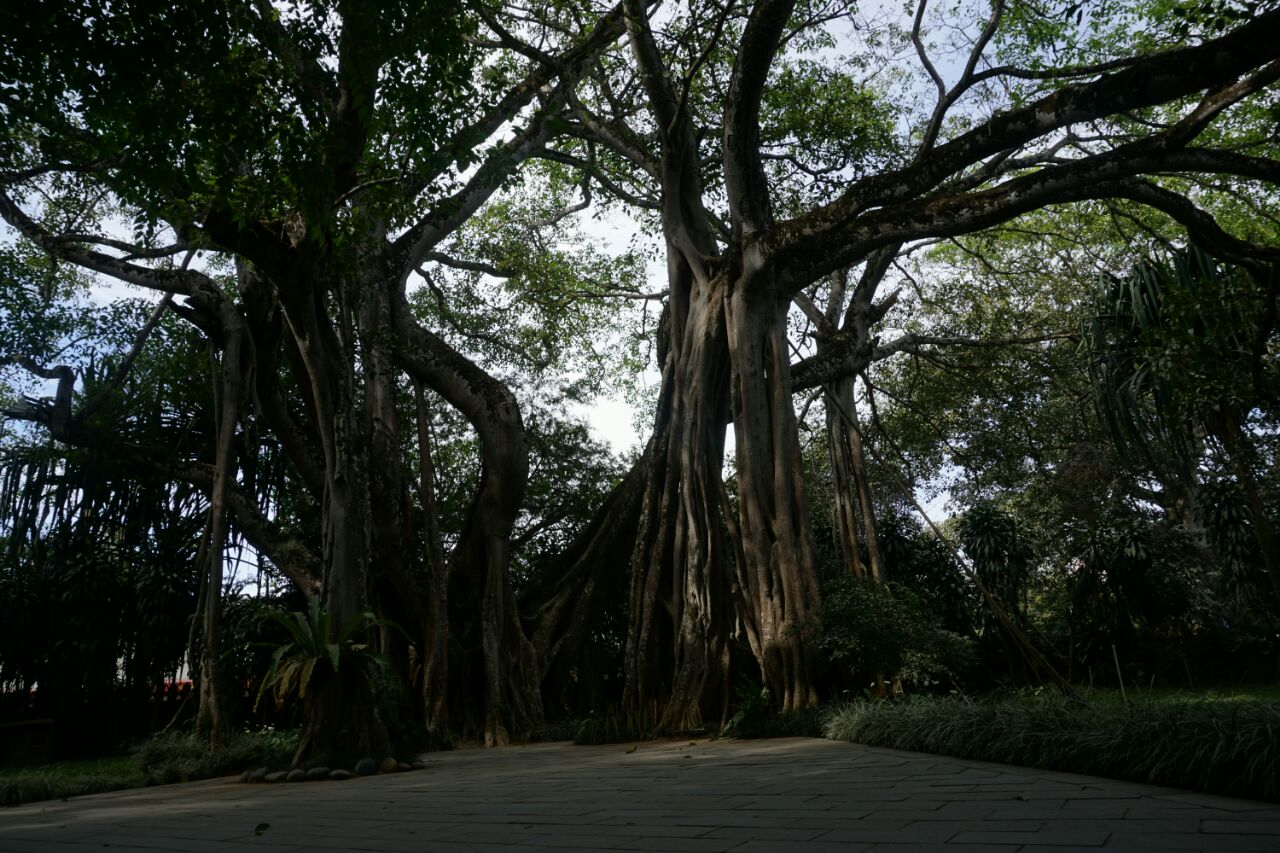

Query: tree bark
[[292, 664, 388, 765], [521, 442, 649, 715], [824, 378, 865, 578], [724, 277, 821, 713], [197, 307, 246, 748], [392, 290, 540, 745], [275, 265, 390, 760], [413, 379, 449, 737], [623, 266, 736, 732], [824, 379, 884, 581]]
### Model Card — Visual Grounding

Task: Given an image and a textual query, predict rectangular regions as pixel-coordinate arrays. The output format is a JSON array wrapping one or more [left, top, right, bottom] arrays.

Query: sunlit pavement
[[2, 737, 1278, 852]]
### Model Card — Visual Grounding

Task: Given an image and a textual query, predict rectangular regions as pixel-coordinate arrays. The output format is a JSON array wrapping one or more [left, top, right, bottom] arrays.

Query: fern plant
[[255, 596, 391, 712]]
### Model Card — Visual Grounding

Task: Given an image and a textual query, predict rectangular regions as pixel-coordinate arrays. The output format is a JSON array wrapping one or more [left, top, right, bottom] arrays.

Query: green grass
[[0, 755, 145, 807], [133, 728, 297, 784], [2, 728, 299, 808], [822, 689, 1280, 802]]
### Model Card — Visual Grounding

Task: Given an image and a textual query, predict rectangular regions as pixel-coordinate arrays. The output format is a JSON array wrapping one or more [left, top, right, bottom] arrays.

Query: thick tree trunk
[[361, 284, 429, 740], [724, 279, 821, 713], [277, 269, 390, 761], [292, 664, 388, 765], [623, 270, 736, 732], [824, 379, 866, 579], [824, 379, 884, 581], [392, 292, 540, 746], [521, 442, 649, 715]]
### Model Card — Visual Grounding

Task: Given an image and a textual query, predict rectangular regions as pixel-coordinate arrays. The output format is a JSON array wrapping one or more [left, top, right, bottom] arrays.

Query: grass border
[[821, 691, 1280, 802]]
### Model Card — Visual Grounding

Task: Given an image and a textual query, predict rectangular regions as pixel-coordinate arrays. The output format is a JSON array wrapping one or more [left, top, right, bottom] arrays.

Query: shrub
[[133, 728, 297, 784], [255, 596, 391, 713], [815, 575, 975, 692], [0, 757, 144, 807], [823, 691, 1280, 802], [721, 682, 823, 739]]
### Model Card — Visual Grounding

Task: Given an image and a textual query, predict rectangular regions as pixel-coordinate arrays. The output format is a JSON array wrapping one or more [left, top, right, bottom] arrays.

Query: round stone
[[305, 766, 330, 781], [354, 757, 379, 776], [286, 769, 307, 783], [329, 769, 354, 780], [264, 771, 288, 783], [248, 767, 270, 783], [379, 757, 398, 773]]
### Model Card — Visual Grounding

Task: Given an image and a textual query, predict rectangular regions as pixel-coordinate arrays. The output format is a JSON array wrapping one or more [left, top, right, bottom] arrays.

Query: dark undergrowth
[[0, 755, 144, 807], [822, 690, 1280, 802], [2, 728, 298, 808], [132, 729, 298, 785]]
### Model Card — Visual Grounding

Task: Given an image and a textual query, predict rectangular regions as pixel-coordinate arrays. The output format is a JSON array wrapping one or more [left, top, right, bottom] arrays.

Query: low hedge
[[822, 691, 1280, 802]]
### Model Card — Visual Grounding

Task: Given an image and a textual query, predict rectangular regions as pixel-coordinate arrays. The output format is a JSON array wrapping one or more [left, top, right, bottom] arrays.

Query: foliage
[[0, 443, 203, 752], [957, 501, 1033, 620], [823, 690, 1280, 802], [814, 574, 975, 692], [1202, 477, 1274, 609], [528, 718, 586, 743], [1080, 246, 1275, 477], [1065, 512, 1205, 660], [721, 681, 824, 739], [219, 593, 305, 712], [0, 755, 144, 807], [877, 507, 975, 636], [132, 728, 297, 785], [3, 0, 1280, 754], [2, 0, 477, 229], [255, 597, 391, 712], [571, 716, 638, 746]]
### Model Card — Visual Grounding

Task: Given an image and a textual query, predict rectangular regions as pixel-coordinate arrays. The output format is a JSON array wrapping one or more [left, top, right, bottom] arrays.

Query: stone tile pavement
[[2, 737, 1277, 852]]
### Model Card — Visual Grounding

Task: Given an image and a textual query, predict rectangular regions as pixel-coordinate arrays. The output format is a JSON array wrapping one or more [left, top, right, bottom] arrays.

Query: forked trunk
[[391, 291, 540, 745], [624, 273, 735, 732], [724, 278, 821, 713]]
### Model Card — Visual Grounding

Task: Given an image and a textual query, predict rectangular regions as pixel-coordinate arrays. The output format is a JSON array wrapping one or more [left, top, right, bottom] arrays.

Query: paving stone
[[1155, 792, 1277, 812], [604, 824, 715, 838], [1, 738, 1278, 851], [950, 829, 1110, 845], [816, 825, 964, 844], [1106, 832, 1280, 850], [730, 842, 871, 853], [701, 826, 825, 842], [615, 837, 745, 851]]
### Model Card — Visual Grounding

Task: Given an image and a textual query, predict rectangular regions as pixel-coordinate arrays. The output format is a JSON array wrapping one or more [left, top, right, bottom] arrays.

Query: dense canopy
[[1, 0, 1277, 761]]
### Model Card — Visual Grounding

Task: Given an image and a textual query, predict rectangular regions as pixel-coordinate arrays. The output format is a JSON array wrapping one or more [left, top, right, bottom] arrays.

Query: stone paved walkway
[[2, 737, 1278, 852]]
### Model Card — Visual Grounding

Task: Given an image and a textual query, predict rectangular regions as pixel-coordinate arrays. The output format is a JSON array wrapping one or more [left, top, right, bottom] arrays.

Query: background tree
[[554, 0, 1280, 724], [0, 0, 633, 753]]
